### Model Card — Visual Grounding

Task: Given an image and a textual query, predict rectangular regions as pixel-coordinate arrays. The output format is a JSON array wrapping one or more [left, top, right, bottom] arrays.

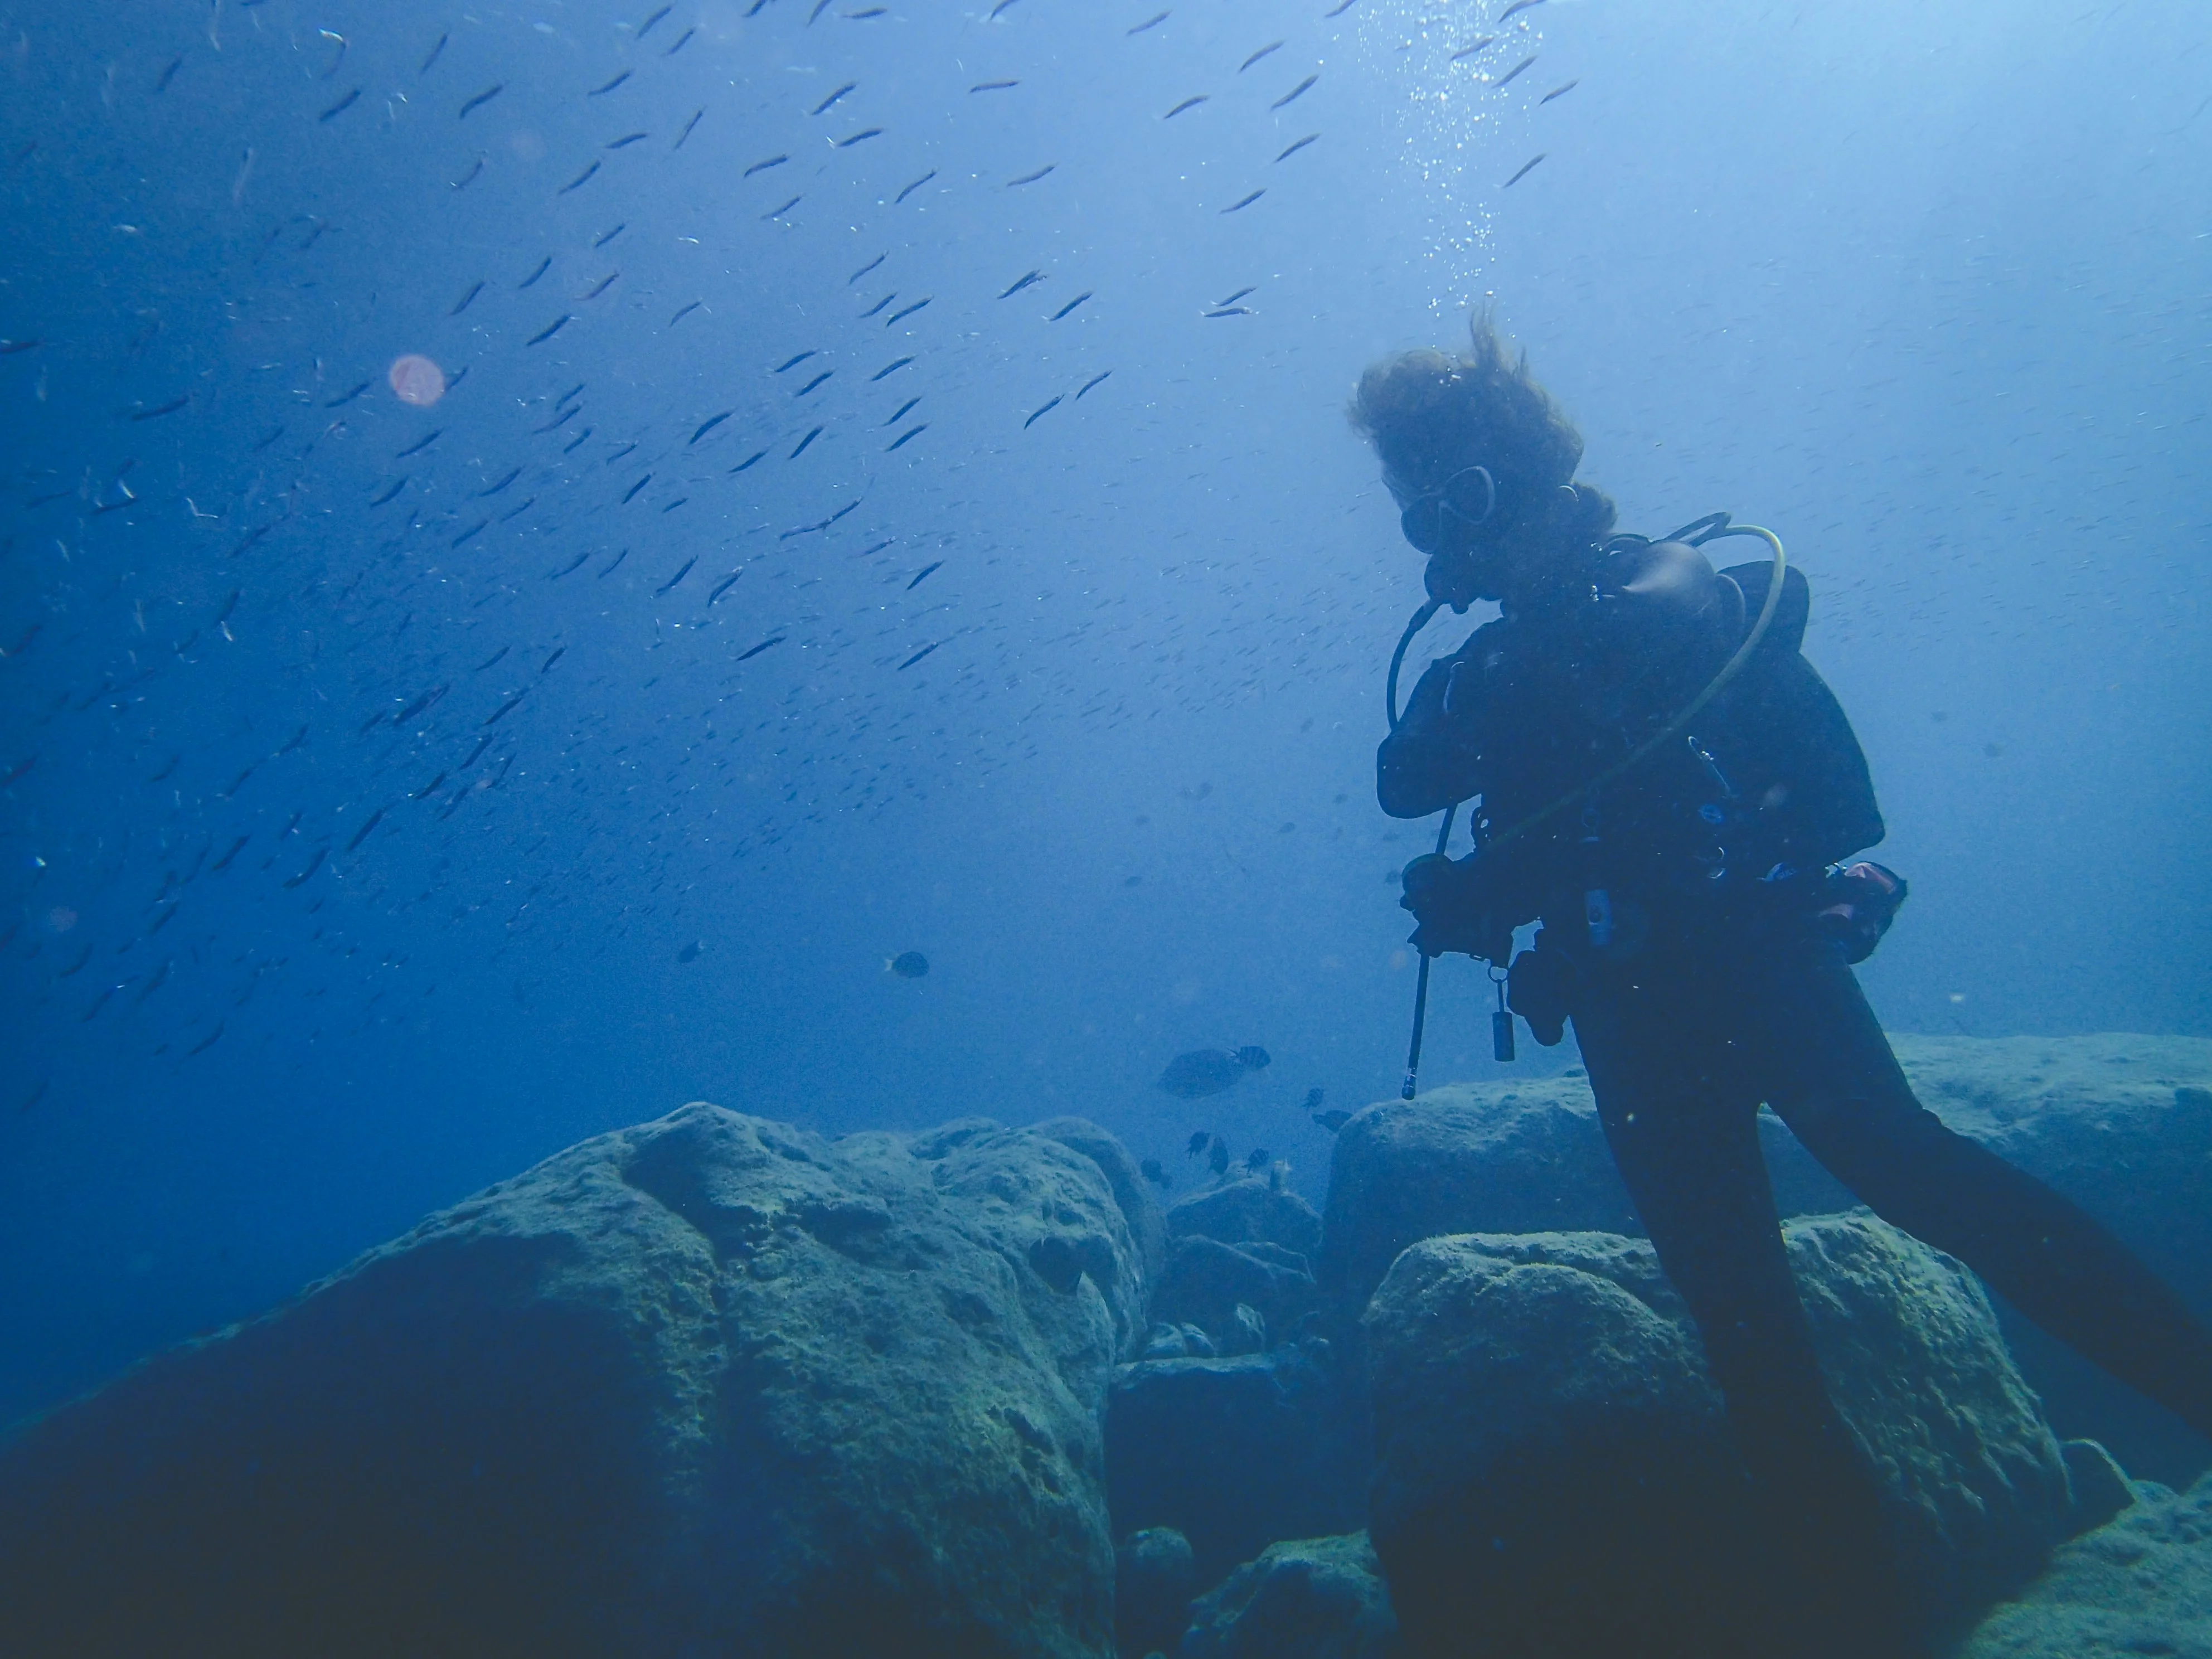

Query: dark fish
[[1451, 36, 1495, 61], [1164, 95, 1208, 118], [796, 370, 833, 395], [396, 428, 443, 458], [346, 807, 385, 852], [156, 54, 185, 93], [1241, 41, 1283, 71], [452, 157, 485, 190], [1275, 133, 1317, 161], [564, 427, 594, 452], [677, 940, 702, 963], [1313, 1108, 1351, 1133], [906, 560, 942, 588], [595, 224, 626, 247], [1498, 0, 1544, 21], [675, 109, 704, 148], [527, 314, 573, 346], [478, 467, 521, 496], [745, 153, 789, 176], [210, 835, 249, 872], [1205, 305, 1252, 317], [663, 25, 693, 53], [1006, 163, 1054, 186], [860, 292, 896, 317], [638, 3, 673, 34], [327, 381, 370, 408], [1495, 55, 1536, 88], [520, 255, 552, 288], [655, 556, 696, 594], [185, 1020, 225, 1057], [500, 494, 536, 522], [560, 159, 601, 194], [0, 338, 42, 355], [1221, 188, 1265, 212], [1272, 74, 1316, 108], [1303, 1087, 1325, 1110], [283, 846, 327, 889], [1208, 1138, 1230, 1177], [1540, 79, 1577, 103], [1128, 11, 1168, 35], [895, 171, 935, 203], [549, 550, 589, 578], [1236, 1046, 1271, 1070], [1023, 395, 1061, 428], [1049, 292, 1090, 321], [850, 253, 886, 284], [622, 473, 652, 504], [971, 79, 1018, 92], [691, 410, 733, 444], [395, 684, 448, 724], [420, 33, 448, 74], [835, 127, 883, 147], [790, 426, 823, 458], [459, 83, 504, 119], [1244, 1147, 1270, 1173], [1502, 153, 1545, 187], [1217, 285, 1256, 305], [813, 81, 856, 114], [709, 570, 743, 603], [888, 950, 929, 977], [589, 70, 633, 97], [1323, 0, 1356, 14], [884, 396, 921, 424], [777, 350, 819, 372], [872, 356, 914, 380], [885, 424, 926, 451], [1186, 1131, 1210, 1158], [731, 449, 767, 472], [1140, 1158, 1170, 1191], [607, 442, 639, 462], [851, 539, 893, 560], [737, 635, 785, 661], [450, 279, 485, 315], [898, 641, 941, 670], [761, 196, 801, 219], [130, 396, 188, 420], [451, 518, 488, 548], [57, 943, 92, 977], [661, 497, 687, 513], [318, 86, 360, 122], [989, 0, 1021, 16], [670, 299, 702, 324], [482, 691, 527, 726], [540, 647, 565, 674], [371, 477, 408, 507], [886, 297, 930, 326], [999, 270, 1044, 299]]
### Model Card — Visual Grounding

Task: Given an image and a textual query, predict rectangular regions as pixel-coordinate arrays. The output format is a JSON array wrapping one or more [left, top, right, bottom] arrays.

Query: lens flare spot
[[388, 353, 446, 408]]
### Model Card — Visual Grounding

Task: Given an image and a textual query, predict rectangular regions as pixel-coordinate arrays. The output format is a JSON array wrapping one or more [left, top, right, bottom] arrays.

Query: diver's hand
[[1400, 853, 1510, 961]]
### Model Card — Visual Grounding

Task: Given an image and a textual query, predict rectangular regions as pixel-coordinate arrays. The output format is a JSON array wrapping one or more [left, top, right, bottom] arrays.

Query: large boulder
[[1364, 1217, 2075, 1658], [1168, 1176, 1323, 1259], [0, 1104, 1151, 1658], [1107, 1342, 1369, 1590], [1321, 1034, 2212, 1483], [1958, 1470, 2212, 1657], [1180, 1532, 1401, 1659], [1151, 1235, 1319, 1357]]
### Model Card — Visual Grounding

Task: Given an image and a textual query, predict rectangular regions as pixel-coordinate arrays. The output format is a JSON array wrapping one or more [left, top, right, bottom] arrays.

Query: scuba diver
[[1357, 318, 2212, 1655]]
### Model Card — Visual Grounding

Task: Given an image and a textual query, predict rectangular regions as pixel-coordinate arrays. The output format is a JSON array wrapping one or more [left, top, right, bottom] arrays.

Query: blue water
[[2, 0, 2206, 1433]]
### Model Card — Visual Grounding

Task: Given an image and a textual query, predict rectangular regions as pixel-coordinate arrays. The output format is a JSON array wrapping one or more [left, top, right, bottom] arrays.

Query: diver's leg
[[1573, 973, 1915, 1655], [1760, 945, 2212, 1443]]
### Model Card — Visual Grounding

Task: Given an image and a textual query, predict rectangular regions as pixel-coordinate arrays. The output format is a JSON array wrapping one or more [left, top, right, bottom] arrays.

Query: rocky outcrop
[[1321, 1034, 2212, 1483], [1114, 1526, 1199, 1658], [1958, 1471, 2212, 1657], [1364, 1217, 2075, 1657], [1168, 1177, 1323, 1259], [1180, 1532, 1400, 1659], [0, 1104, 1153, 1659], [1152, 1236, 1319, 1357]]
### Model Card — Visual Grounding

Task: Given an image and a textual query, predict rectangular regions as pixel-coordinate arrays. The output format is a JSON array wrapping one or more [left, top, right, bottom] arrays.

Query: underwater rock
[[1179, 1532, 1400, 1659], [1114, 1525, 1198, 1659], [1152, 1234, 1320, 1356], [1107, 1341, 1369, 1589], [1365, 1217, 2074, 1658], [0, 1104, 1147, 1658], [1321, 1033, 2212, 1483], [2059, 1438, 2138, 1536], [1168, 1174, 1323, 1258], [1958, 1469, 2212, 1658]]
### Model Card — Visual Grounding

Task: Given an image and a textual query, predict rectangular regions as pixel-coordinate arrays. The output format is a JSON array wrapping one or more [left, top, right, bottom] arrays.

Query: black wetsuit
[[1377, 537, 2212, 1650]]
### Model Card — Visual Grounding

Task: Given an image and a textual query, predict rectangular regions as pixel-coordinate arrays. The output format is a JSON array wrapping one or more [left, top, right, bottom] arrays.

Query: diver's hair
[[1349, 314, 1614, 536]]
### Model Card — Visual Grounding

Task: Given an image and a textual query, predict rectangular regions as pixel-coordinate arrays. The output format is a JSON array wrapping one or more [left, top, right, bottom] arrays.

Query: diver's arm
[[1376, 651, 1481, 819]]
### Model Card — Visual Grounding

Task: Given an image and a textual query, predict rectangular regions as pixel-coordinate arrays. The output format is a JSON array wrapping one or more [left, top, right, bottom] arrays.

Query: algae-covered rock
[[1180, 1532, 1400, 1659], [1168, 1176, 1323, 1258], [1320, 1033, 2212, 1482], [0, 1104, 1146, 1658], [1364, 1216, 2074, 1657], [1114, 1526, 1198, 1659], [1958, 1471, 2212, 1658], [1152, 1235, 1319, 1356]]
